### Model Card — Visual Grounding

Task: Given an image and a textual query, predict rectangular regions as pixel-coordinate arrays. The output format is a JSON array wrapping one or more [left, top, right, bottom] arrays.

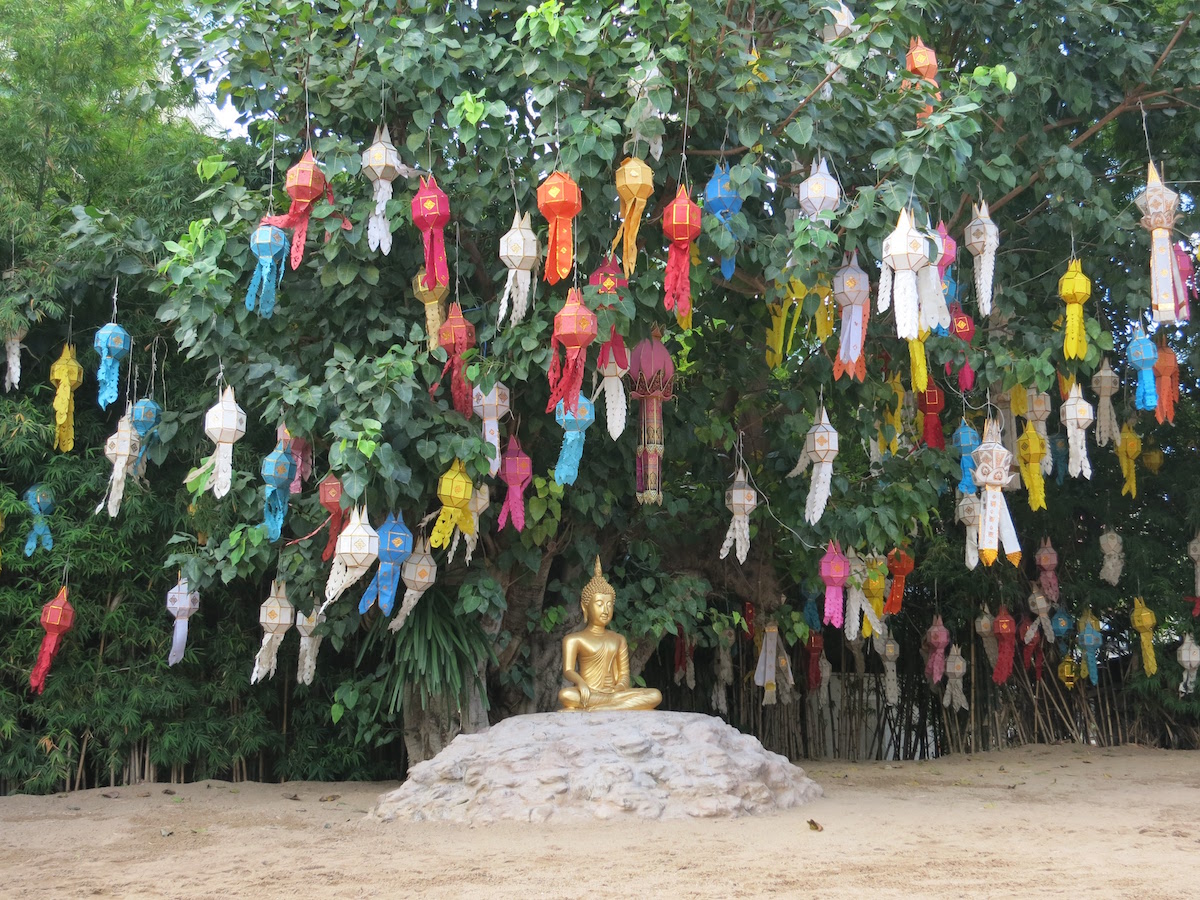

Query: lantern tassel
[[251, 633, 286, 684], [499, 269, 532, 328], [993, 611, 1016, 684], [663, 240, 692, 320], [264, 484, 290, 542], [883, 652, 899, 707], [554, 430, 586, 486], [918, 264, 950, 332], [322, 508, 345, 562], [719, 512, 750, 565], [211, 443, 234, 500], [545, 216, 573, 285], [168, 617, 190, 667], [836, 302, 866, 377], [30, 633, 66, 695], [805, 459, 832, 526], [368, 179, 393, 255], [753, 624, 781, 706], [245, 236, 288, 317], [296, 612, 324, 686], [1095, 398, 1119, 448], [602, 373, 628, 441], [546, 343, 587, 416], [823, 583, 844, 629], [1135, 367, 1157, 411], [498, 484, 526, 532], [97, 353, 121, 411], [877, 263, 893, 314], [1064, 304, 1086, 359], [4, 333, 22, 392], [893, 269, 920, 340], [423, 298, 443, 354], [908, 334, 928, 393], [360, 562, 403, 617], [964, 512, 979, 570]]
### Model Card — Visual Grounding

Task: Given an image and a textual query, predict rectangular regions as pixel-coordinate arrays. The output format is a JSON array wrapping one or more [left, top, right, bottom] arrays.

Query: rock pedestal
[[370, 710, 822, 824]]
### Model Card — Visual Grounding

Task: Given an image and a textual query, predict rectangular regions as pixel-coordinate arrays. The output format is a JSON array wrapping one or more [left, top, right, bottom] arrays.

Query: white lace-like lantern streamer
[[719, 468, 757, 565], [321, 506, 379, 612], [251, 580, 295, 684], [295, 608, 324, 686], [96, 405, 140, 517], [965, 200, 999, 316], [497, 211, 538, 327], [1061, 384, 1094, 478]]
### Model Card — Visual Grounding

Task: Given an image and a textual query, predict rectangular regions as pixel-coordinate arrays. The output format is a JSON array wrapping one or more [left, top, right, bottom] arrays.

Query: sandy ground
[[1, 744, 1198, 899]]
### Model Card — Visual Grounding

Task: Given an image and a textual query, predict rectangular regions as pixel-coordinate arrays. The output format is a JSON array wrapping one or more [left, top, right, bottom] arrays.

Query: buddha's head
[[580, 556, 616, 628]]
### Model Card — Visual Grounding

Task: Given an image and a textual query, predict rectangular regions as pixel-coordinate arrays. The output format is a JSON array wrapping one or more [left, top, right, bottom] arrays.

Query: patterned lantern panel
[[1135, 163, 1183, 323], [964, 200, 999, 316], [472, 382, 511, 477], [30, 587, 75, 694], [390, 537, 437, 633], [430, 460, 475, 548], [246, 224, 289, 316], [412, 175, 450, 291], [49, 345, 83, 452], [662, 186, 702, 327], [630, 330, 675, 505], [545, 288, 598, 415]]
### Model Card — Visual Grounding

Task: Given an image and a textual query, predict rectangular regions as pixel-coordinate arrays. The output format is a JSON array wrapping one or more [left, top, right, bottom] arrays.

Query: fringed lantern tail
[[925, 651, 946, 685], [918, 264, 950, 332], [322, 510, 345, 563], [993, 636, 1015, 684], [965, 521, 979, 570], [29, 635, 64, 695], [554, 431, 585, 486], [168, 618, 190, 667], [1095, 400, 1119, 447], [804, 461, 832, 525], [1135, 370, 1157, 411], [894, 270, 920, 340], [602, 376, 627, 441], [663, 242, 691, 318], [824, 587, 844, 629], [211, 443, 234, 499], [836, 304, 865, 370], [500, 269, 533, 327], [878, 264, 893, 313], [1064, 306, 1087, 359], [4, 337, 20, 391], [719, 515, 750, 565], [423, 300, 444, 353], [958, 362, 976, 392], [251, 634, 285, 684], [975, 248, 996, 316], [1141, 632, 1157, 677], [263, 202, 314, 270], [97, 356, 121, 410], [421, 227, 449, 291], [884, 663, 899, 707], [297, 634, 322, 685], [429, 507, 461, 549], [544, 218, 573, 285], [546, 349, 586, 415], [264, 486, 289, 542], [908, 336, 928, 392], [884, 580, 905, 616], [105, 456, 133, 518], [498, 491, 525, 532], [753, 626, 780, 706], [388, 589, 424, 633], [368, 180, 393, 254]]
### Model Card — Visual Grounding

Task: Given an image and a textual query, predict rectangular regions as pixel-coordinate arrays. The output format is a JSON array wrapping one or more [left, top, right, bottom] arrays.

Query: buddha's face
[[582, 590, 614, 628]]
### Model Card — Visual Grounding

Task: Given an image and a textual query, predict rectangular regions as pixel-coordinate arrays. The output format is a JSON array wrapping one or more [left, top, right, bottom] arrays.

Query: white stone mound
[[370, 710, 822, 824]]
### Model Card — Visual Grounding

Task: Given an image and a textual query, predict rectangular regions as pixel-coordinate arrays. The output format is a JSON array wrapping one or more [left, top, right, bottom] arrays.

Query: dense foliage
[[4, 0, 1200, 791]]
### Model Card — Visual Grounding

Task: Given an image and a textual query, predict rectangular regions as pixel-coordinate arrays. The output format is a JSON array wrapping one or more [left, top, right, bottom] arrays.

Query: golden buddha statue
[[558, 557, 662, 711]]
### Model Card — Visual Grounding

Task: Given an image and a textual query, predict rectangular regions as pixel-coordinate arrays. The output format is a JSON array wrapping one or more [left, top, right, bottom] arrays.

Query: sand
[[1, 743, 1197, 899]]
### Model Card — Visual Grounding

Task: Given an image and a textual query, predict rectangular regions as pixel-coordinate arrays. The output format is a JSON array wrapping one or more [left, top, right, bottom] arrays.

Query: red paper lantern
[[1019, 615, 1045, 680], [630, 327, 675, 505], [806, 631, 824, 691], [917, 381, 946, 449], [430, 302, 476, 418], [945, 302, 976, 391], [588, 253, 627, 307], [30, 587, 74, 695], [319, 473, 345, 562], [992, 605, 1016, 684], [537, 172, 582, 285], [884, 548, 914, 614], [546, 288, 597, 415], [262, 149, 351, 270], [662, 186, 702, 320], [412, 176, 451, 291]]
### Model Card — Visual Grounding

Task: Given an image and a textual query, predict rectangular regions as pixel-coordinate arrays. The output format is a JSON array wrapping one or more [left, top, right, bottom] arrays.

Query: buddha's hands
[[578, 683, 591, 709]]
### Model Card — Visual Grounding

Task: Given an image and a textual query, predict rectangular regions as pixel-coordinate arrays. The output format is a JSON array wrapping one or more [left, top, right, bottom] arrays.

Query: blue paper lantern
[[803, 597, 823, 634], [1049, 434, 1069, 486], [1128, 326, 1158, 411], [132, 398, 162, 472], [261, 441, 296, 542], [246, 224, 290, 317], [951, 418, 981, 494], [554, 393, 595, 485], [1079, 620, 1102, 685], [94, 322, 130, 410], [23, 484, 54, 556], [360, 512, 413, 617], [942, 269, 959, 306], [704, 163, 741, 279]]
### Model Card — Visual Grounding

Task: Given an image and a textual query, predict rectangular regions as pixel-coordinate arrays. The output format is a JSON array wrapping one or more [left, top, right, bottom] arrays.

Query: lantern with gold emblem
[[360, 513, 413, 618], [391, 537, 437, 633], [613, 157, 654, 277], [430, 459, 474, 549], [1058, 259, 1090, 360], [663, 186, 702, 326], [30, 586, 74, 694], [964, 200, 999, 316], [1091, 359, 1120, 447], [719, 467, 757, 565], [498, 210, 538, 327], [879, 209, 926, 340], [251, 580, 295, 684], [973, 418, 1021, 566], [262, 149, 351, 269], [362, 126, 402, 254], [546, 288, 597, 415], [1135, 162, 1184, 323], [429, 303, 476, 418], [1131, 597, 1157, 676], [413, 269, 449, 353], [833, 250, 869, 381], [412, 176, 450, 291], [538, 171, 582, 284]]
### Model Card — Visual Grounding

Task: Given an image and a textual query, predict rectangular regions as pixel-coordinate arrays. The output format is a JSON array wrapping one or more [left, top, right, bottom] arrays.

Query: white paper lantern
[[200, 386, 246, 499], [498, 210, 539, 327], [719, 467, 757, 565], [295, 608, 324, 686], [964, 200, 999, 316], [1099, 529, 1123, 586], [4, 326, 26, 392], [390, 537, 438, 633], [322, 506, 379, 610], [472, 382, 511, 477], [1091, 359, 1120, 448], [96, 405, 140, 517], [1177, 634, 1199, 696], [1061, 383, 1094, 478], [798, 157, 841, 219], [879, 208, 927, 340], [166, 576, 200, 667], [251, 580, 295, 684], [955, 490, 980, 570], [362, 125, 402, 254], [1025, 388, 1053, 475], [972, 418, 1021, 567]]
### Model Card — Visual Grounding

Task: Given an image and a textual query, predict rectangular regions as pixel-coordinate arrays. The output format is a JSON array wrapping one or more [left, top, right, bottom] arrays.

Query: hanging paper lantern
[[1135, 162, 1183, 323], [1049, 433, 1068, 485], [630, 329, 675, 505], [951, 418, 981, 493], [705, 162, 741, 279], [428, 302, 476, 418], [360, 512, 413, 617], [49, 344, 83, 452], [882, 634, 901, 707], [1036, 538, 1059, 602], [862, 555, 887, 641], [719, 467, 757, 565], [917, 382, 945, 449], [553, 393, 595, 486], [976, 606, 998, 668], [166, 576, 200, 666], [588, 253, 627, 305], [799, 406, 838, 526], [821, 1, 854, 41], [923, 615, 950, 684], [1128, 326, 1157, 411], [1058, 259, 1090, 360], [1154, 339, 1179, 425], [1099, 529, 1123, 586], [1091, 359, 1120, 447], [412, 175, 450, 291], [905, 36, 942, 124], [1141, 439, 1163, 475], [819, 541, 849, 628], [992, 605, 1017, 684], [613, 157, 654, 278], [545, 287, 597, 416], [1079, 619, 1101, 685], [662, 186, 702, 325], [322, 506, 380, 610], [1025, 588, 1055, 645], [262, 149, 351, 270], [537, 171, 582, 285], [878, 209, 926, 340], [1025, 388, 1053, 475], [260, 440, 296, 542], [413, 270, 449, 354], [884, 548, 914, 615], [944, 302, 976, 391], [1177, 635, 1199, 696], [964, 201, 999, 316], [1019, 615, 1045, 680], [1189, 532, 1200, 597], [251, 580, 295, 684], [295, 608, 324, 685], [943, 645, 968, 712], [797, 157, 840, 219], [1174, 240, 1197, 320], [29, 586, 74, 695], [319, 473, 345, 562], [131, 398, 162, 476], [1117, 421, 1141, 498], [1131, 597, 1157, 677], [361, 125, 402, 255], [1017, 421, 1047, 512], [844, 551, 877, 643], [498, 210, 539, 327], [97, 405, 140, 518], [448, 484, 489, 565], [993, 389, 1022, 492], [4, 324, 26, 392], [917, 223, 951, 335], [956, 490, 980, 570], [275, 428, 311, 495], [22, 484, 53, 556], [198, 386, 246, 500], [753, 622, 793, 706], [391, 536, 437, 632], [430, 459, 474, 548], [93, 322, 130, 411], [472, 382, 511, 476], [973, 418, 1021, 566], [936, 220, 956, 278], [907, 327, 930, 394], [1061, 384, 1093, 479], [833, 250, 869, 381], [245, 224, 289, 316], [497, 435, 533, 532], [597, 328, 629, 441], [1051, 608, 1073, 650]]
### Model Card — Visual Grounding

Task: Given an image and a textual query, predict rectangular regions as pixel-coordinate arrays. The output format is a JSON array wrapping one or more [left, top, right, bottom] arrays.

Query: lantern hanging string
[[732, 427, 820, 552], [111, 274, 119, 322], [303, 53, 312, 150], [677, 68, 692, 188]]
